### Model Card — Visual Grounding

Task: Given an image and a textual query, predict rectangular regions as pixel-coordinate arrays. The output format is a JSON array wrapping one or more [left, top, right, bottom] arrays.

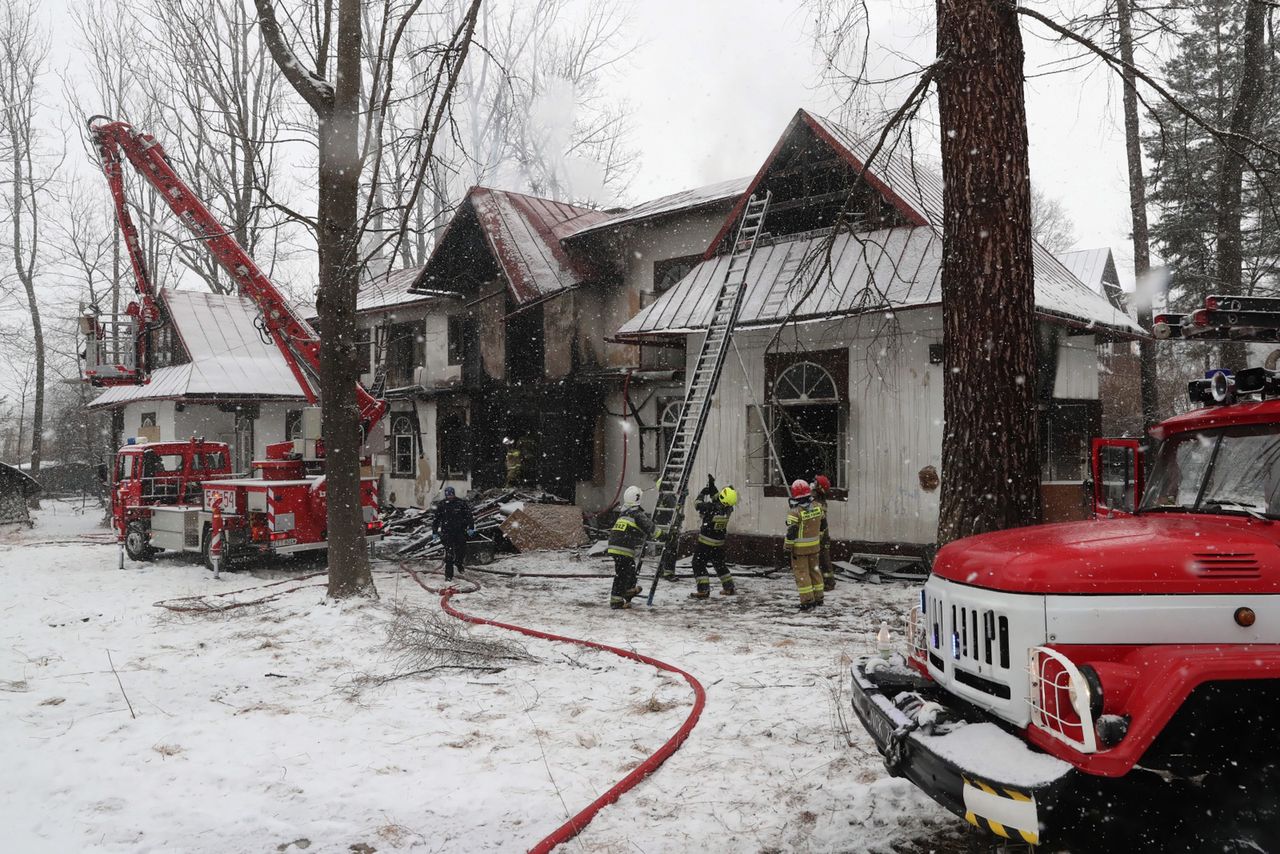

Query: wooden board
[[500, 504, 588, 552]]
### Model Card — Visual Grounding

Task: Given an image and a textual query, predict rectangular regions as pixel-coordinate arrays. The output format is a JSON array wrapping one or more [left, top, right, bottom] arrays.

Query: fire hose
[[402, 565, 707, 853]]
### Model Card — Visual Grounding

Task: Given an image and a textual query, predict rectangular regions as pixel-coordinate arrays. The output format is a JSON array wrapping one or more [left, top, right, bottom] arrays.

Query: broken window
[[437, 404, 469, 478], [640, 399, 681, 473], [652, 254, 701, 294], [447, 316, 472, 366], [391, 414, 415, 477], [386, 320, 424, 388], [762, 351, 849, 490], [746, 405, 780, 485], [505, 302, 544, 383]]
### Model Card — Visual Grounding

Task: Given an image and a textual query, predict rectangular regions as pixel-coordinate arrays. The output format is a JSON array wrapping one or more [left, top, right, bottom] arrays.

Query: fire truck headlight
[[1071, 664, 1105, 720]]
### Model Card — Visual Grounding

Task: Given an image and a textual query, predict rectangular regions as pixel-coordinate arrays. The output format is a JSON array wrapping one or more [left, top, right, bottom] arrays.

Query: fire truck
[[850, 297, 1280, 850], [80, 118, 387, 571]]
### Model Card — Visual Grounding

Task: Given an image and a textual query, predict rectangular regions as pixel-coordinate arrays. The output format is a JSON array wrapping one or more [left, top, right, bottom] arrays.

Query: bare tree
[[0, 0, 54, 505], [253, 0, 481, 598], [1030, 185, 1077, 255]]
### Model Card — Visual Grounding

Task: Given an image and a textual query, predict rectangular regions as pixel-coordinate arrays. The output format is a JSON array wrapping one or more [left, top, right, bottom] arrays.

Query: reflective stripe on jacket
[[695, 496, 732, 547], [608, 506, 654, 558], [785, 499, 826, 556]]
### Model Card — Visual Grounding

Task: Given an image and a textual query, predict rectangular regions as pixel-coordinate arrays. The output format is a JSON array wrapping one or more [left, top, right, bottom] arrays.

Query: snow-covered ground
[[2, 506, 962, 853]]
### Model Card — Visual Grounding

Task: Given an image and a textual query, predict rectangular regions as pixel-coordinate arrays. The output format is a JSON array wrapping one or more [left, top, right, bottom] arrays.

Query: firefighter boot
[[610, 597, 631, 610], [720, 577, 736, 596], [689, 579, 710, 600], [625, 586, 642, 601]]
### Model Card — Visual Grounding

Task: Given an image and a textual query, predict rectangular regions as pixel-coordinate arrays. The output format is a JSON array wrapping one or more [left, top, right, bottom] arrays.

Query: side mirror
[[1091, 438, 1144, 518]]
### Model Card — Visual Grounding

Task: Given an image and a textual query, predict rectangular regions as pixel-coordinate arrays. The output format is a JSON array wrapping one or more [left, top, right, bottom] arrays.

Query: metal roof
[[1057, 248, 1117, 295], [563, 176, 751, 241], [89, 290, 312, 409], [617, 110, 1144, 338], [413, 186, 612, 304], [355, 266, 461, 314]]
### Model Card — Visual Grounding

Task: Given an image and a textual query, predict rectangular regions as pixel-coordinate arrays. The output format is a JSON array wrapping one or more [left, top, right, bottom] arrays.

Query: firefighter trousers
[[442, 537, 467, 580], [790, 551, 824, 605], [691, 542, 734, 593], [820, 534, 835, 590], [611, 556, 639, 607]]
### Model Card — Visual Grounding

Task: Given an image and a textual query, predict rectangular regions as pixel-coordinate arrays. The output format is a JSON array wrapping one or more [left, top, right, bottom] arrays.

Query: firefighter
[[607, 485, 654, 610], [689, 475, 737, 599], [813, 474, 835, 591], [433, 485, 475, 581], [784, 478, 827, 611], [503, 437, 523, 487]]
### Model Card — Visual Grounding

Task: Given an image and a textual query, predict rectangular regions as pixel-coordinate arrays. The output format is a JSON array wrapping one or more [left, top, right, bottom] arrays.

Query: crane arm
[[87, 117, 388, 436]]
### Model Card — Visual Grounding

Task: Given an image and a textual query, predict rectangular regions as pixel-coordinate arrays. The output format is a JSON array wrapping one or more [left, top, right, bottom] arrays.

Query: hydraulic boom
[[80, 117, 387, 441]]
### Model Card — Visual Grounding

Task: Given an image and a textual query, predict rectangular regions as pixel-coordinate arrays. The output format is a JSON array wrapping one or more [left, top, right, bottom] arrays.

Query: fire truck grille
[[1192, 552, 1261, 578]]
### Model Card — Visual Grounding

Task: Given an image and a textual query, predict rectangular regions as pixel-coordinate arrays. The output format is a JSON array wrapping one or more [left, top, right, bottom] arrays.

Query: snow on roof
[[355, 266, 461, 314], [564, 176, 751, 241], [89, 290, 312, 409], [618, 110, 1143, 338], [1057, 248, 1117, 295], [414, 186, 612, 304]]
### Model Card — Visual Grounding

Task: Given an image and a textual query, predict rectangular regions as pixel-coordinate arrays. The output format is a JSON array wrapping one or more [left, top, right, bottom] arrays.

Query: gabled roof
[[354, 266, 461, 314], [563, 176, 751, 242], [1057, 248, 1126, 311], [618, 110, 1143, 339], [412, 186, 611, 304], [89, 290, 312, 409]]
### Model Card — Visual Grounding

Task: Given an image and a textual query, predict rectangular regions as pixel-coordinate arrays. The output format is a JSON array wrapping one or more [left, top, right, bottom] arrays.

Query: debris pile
[[383, 488, 584, 559]]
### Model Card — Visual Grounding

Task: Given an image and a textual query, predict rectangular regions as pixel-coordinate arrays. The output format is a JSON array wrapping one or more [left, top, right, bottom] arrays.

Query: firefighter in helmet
[[813, 474, 835, 591], [689, 474, 737, 599], [784, 478, 827, 611], [503, 437, 523, 486], [607, 486, 654, 610]]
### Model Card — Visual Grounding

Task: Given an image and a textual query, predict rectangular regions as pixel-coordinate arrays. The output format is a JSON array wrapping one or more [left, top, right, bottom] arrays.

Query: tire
[[124, 522, 156, 562], [201, 523, 233, 572]]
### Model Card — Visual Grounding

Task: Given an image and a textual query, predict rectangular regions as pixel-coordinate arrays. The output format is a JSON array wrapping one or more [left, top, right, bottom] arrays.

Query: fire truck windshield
[[1141, 426, 1280, 519]]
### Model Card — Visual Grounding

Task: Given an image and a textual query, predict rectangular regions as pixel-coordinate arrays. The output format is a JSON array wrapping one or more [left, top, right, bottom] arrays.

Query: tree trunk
[[1116, 0, 1159, 432], [11, 131, 41, 508], [319, 0, 375, 598], [936, 0, 1041, 544], [1215, 0, 1268, 371]]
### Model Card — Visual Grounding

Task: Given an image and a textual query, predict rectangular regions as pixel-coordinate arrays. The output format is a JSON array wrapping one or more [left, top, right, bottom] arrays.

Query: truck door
[[1091, 438, 1143, 517]]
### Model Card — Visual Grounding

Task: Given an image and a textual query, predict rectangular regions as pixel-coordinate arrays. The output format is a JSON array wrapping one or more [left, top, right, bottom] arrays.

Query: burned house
[[614, 109, 1145, 558], [365, 181, 746, 507]]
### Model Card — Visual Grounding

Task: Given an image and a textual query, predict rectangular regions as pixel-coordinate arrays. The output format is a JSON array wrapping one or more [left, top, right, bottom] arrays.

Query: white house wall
[[679, 308, 945, 547], [122, 400, 300, 470], [1053, 335, 1099, 400]]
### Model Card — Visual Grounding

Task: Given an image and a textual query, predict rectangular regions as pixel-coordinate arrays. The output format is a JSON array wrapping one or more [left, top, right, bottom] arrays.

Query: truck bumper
[[850, 657, 1079, 845]]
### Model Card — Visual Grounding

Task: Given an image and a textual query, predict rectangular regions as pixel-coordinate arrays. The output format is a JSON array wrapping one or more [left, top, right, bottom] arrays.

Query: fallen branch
[[106, 650, 135, 720]]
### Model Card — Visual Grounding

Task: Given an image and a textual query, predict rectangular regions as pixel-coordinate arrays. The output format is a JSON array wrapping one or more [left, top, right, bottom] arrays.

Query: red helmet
[[814, 474, 831, 492], [790, 479, 812, 499]]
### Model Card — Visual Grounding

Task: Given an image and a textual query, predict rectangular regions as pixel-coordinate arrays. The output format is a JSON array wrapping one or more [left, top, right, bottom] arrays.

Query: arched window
[[391, 414, 415, 477], [774, 361, 839, 404], [751, 354, 847, 490]]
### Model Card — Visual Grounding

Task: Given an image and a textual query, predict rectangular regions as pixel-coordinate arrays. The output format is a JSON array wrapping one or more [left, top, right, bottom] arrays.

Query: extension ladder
[[646, 192, 772, 605]]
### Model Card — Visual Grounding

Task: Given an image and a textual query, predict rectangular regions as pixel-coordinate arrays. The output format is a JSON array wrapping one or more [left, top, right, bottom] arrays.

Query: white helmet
[[622, 486, 643, 507]]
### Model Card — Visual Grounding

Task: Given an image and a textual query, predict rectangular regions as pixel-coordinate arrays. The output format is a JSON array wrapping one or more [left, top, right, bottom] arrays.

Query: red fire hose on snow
[[403, 566, 706, 853]]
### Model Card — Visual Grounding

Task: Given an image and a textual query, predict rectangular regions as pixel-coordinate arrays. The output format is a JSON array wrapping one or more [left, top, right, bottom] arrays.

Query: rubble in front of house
[[384, 487, 585, 559]]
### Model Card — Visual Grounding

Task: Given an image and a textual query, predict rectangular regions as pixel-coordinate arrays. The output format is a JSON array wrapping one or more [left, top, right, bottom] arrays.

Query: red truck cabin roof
[[1151, 397, 1280, 439]]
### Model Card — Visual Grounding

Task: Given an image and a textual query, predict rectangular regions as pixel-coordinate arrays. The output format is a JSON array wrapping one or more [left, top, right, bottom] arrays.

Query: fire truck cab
[[850, 365, 1280, 850]]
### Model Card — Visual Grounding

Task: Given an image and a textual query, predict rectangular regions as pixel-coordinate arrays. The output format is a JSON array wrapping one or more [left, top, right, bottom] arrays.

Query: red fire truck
[[851, 299, 1280, 850], [81, 118, 387, 571]]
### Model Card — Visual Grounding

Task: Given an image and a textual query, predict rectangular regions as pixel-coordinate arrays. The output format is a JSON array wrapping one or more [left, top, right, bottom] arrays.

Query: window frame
[[390, 414, 416, 478]]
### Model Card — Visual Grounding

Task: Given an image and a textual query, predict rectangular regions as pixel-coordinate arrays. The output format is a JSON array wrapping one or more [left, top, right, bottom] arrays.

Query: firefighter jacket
[[608, 505, 655, 559], [784, 498, 826, 556], [433, 497, 474, 542], [695, 493, 733, 548]]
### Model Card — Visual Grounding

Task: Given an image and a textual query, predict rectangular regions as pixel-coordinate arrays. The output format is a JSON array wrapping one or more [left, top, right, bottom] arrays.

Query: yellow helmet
[[718, 486, 739, 507]]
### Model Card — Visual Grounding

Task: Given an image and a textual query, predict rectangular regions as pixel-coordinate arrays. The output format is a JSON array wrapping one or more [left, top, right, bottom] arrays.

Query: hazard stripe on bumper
[[962, 776, 1039, 844]]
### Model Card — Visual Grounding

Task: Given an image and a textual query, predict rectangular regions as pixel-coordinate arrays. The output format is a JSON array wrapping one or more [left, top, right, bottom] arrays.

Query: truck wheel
[[124, 522, 156, 561], [201, 523, 233, 572]]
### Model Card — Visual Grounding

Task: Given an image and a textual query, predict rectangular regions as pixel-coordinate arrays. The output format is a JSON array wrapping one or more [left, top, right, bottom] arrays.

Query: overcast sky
[[37, 0, 1145, 288], [612, 0, 1142, 286]]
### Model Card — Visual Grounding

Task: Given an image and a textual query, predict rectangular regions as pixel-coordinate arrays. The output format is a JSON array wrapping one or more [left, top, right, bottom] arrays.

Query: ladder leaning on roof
[[645, 192, 772, 605]]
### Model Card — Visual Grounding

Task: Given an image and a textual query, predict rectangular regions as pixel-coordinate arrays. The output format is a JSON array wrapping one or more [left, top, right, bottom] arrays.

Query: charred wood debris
[[382, 488, 601, 560]]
